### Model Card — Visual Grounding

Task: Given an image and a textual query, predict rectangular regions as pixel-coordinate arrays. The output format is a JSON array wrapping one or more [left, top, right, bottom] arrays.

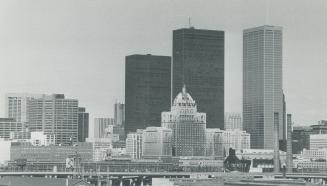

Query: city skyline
[[1, 0, 327, 128]]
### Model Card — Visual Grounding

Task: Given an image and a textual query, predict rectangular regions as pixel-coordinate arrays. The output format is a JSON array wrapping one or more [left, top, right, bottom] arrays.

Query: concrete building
[[5, 93, 43, 123], [78, 107, 89, 142], [172, 28, 224, 129], [224, 113, 242, 130], [0, 138, 11, 164], [126, 129, 143, 159], [162, 86, 206, 156], [94, 118, 114, 138], [205, 129, 224, 159], [222, 129, 251, 154], [125, 54, 171, 134], [310, 134, 327, 149], [26, 94, 79, 145], [302, 148, 327, 160], [292, 126, 312, 154], [114, 102, 125, 126], [86, 137, 112, 161], [30, 131, 55, 146], [142, 127, 172, 159], [0, 118, 23, 139], [243, 25, 283, 149]]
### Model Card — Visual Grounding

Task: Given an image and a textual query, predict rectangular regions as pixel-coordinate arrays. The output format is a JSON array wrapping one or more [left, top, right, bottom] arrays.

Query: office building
[[125, 54, 171, 134], [142, 127, 172, 159], [94, 118, 114, 138], [205, 129, 224, 159], [114, 102, 125, 126], [243, 25, 283, 149], [26, 94, 79, 145], [0, 118, 23, 139], [224, 113, 242, 130], [5, 93, 43, 123], [126, 129, 143, 159], [286, 114, 293, 173], [162, 86, 206, 156], [222, 129, 251, 154], [172, 28, 224, 129], [86, 137, 112, 161], [0, 139, 11, 164], [78, 107, 89, 142], [311, 121, 327, 134], [310, 134, 327, 149]]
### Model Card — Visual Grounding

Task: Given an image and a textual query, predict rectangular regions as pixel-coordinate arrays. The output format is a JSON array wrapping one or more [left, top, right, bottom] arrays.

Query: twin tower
[[125, 28, 224, 135]]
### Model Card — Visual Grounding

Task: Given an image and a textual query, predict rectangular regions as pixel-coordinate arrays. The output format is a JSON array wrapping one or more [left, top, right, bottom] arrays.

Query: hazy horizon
[[1, 0, 327, 130]]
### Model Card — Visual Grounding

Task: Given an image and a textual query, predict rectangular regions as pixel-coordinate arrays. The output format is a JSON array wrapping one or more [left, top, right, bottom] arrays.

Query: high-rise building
[[93, 118, 114, 138], [224, 113, 242, 130], [26, 94, 79, 145], [78, 107, 89, 142], [5, 93, 43, 124], [222, 129, 251, 155], [162, 86, 206, 156], [172, 28, 224, 129], [0, 118, 23, 139], [114, 102, 125, 126], [243, 25, 283, 149], [125, 54, 171, 134], [142, 127, 172, 159], [125, 129, 143, 159], [205, 128, 224, 159]]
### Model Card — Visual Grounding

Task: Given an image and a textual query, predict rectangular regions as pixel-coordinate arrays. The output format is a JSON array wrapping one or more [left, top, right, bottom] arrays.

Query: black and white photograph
[[0, 0, 327, 185]]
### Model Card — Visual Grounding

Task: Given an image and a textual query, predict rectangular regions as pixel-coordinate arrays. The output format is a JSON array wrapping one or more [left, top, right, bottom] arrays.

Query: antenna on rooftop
[[188, 17, 193, 28]]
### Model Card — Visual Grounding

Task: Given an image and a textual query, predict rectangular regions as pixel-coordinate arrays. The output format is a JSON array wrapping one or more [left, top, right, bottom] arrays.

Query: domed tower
[[161, 85, 206, 156]]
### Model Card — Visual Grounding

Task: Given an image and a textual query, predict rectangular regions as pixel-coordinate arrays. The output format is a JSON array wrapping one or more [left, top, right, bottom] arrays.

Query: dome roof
[[173, 85, 196, 106]]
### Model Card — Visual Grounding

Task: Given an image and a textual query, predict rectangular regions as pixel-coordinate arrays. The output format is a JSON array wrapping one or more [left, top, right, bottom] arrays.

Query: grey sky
[[0, 0, 326, 127]]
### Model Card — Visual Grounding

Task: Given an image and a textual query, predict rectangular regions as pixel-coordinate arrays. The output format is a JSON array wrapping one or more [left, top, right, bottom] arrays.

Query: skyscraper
[[125, 54, 171, 134], [224, 113, 243, 130], [93, 118, 114, 138], [78, 107, 89, 142], [243, 25, 283, 149], [172, 28, 224, 129], [114, 102, 125, 126], [27, 94, 79, 145], [162, 86, 206, 156]]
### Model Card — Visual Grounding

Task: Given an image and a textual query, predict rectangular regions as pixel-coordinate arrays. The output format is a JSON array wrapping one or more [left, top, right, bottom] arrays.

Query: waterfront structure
[[114, 102, 125, 126], [125, 54, 171, 134], [126, 129, 143, 159], [243, 25, 283, 149], [162, 86, 206, 156], [0, 118, 23, 139], [172, 28, 224, 129], [26, 94, 79, 145], [310, 134, 327, 149], [142, 127, 172, 159], [224, 113, 242, 130], [94, 118, 114, 138], [78, 107, 89, 142], [5, 93, 43, 123], [10, 142, 93, 162]]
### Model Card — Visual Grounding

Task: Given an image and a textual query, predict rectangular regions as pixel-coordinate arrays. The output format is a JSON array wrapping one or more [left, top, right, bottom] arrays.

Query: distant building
[[10, 142, 93, 162], [224, 113, 242, 130], [222, 129, 250, 154], [78, 107, 89, 142], [30, 131, 55, 146], [10, 129, 31, 140], [292, 126, 312, 154], [0, 139, 12, 164], [94, 118, 114, 138], [243, 25, 283, 149], [162, 86, 206, 156], [302, 148, 327, 160], [86, 137, 112, 161], [205, 129, 224, 159], [311, 121, 327, 134], [26, 94, 79, 145], [310, 134, 327, 149], [125, 54, 171, 134], [172, 28, 225, 129], [126, 129, 143, 159], [114, 102, 125, 126], [5, 93, 43, 123], [0, 118, 23, 139], [142, 127, 172, 159]]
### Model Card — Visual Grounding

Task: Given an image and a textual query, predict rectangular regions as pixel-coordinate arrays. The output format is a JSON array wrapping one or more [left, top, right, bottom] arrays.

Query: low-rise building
[[310, 134, 327, 149]]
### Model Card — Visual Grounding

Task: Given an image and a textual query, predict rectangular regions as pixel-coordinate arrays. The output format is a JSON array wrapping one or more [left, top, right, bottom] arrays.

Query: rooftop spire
[[182, 84, 186, 94]]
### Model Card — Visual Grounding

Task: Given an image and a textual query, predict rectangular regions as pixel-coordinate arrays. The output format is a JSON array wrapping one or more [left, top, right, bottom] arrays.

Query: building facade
[[310, 134, 327, 149], [172, 28, 224, 129], [78, 107, 89, 142], [224, 113, 242, 130], [162, 86, 206, 156], [125, 54, 171, 134], [114, 102, 125, 126], [243, 25, 283, 149], [94, 118, 114, 138], [0, 118, 23, 139], [205, 128, 224, 159], [26, 94, 79, 145], [126, 129, 143, 159], [142, 127, 172, 159]]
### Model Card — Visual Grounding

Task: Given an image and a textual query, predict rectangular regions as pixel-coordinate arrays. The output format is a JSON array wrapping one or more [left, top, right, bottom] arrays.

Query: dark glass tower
[[125, 54, 171, 134], [78, 107, 89, 142], [172, 28, 225, 129]]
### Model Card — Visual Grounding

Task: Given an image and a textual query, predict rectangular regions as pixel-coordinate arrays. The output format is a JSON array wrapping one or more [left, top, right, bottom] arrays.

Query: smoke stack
[[286, 114, 293, 173], [274, 112, 280, 173]]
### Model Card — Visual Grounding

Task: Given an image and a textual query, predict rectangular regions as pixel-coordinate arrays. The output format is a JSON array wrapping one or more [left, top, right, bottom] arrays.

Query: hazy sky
[[0, 0, 326, 127]]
